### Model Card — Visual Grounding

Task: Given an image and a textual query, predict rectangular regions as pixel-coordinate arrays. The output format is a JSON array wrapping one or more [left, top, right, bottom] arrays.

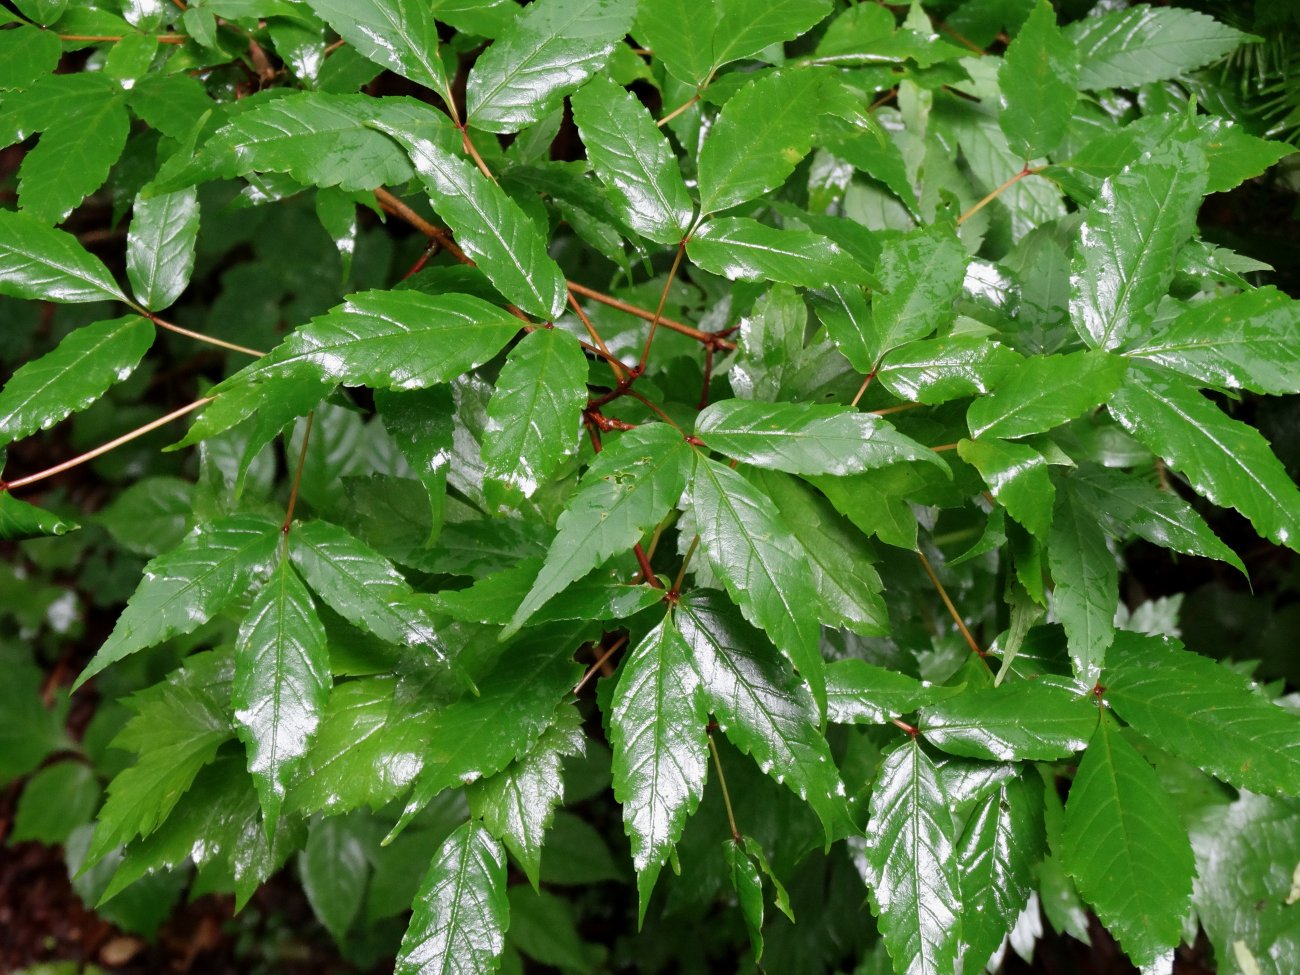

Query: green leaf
[[687, 217, 870, 288], [858, 737, 962, 975], [748, 470, 888, 636], [1107, 363, 1300, 552], [300, 815, 370, 945], [482, 327, 588, 508], [711, 0, 831, 74], [76, 514, 280, 689], [0, 660, 69, 784], [507, 886, 594, 973], [998, 0, 1076, 160], [508, 424, 693, 634], [375, 123, 568, 320], [571, 77, 695, 246], [468, 704, 585, 889], [696, 400, 942, 476], [0, 315, 153, 444], [875, 337, 1021, 406], [19, 90, 129, 224], [389, 624, 586, 840], [609, 613, 709, 920], [0, 23, 61, 90], [690, 456, 824, 715], [126, 187, 200, 312], [0, 209, 126, 303], [919, 681, 1098, 761], [11, 760, 100, 845], [1105, 631, 1300, 798], [1061, 717, 1195, 968], [825, 659, 949, 726], [1067, 467, 1244, 574], [233, 557, 330, 834], [957, 438, 1054, 540], [957, 772, 1047, 974], [813, 2, 966, 68], [1126, 287, 1300, 396], [289, 519, 447, 659], [870, 225, 969, 362], [396, 821, 510, 975], [305, 0, 452, 103], [0, 489, 79, 541], [1067, 5, 1252, 91], [466, 0, 636, 134], [376, 387, 455, 542], [678, 591, 849, 839], [697, 69, 823, 215], [1047, 488, 1116, 684], [1070, 133, 1208, 350], [966, 350, 1126, 440], [725, 839, 767, 962]]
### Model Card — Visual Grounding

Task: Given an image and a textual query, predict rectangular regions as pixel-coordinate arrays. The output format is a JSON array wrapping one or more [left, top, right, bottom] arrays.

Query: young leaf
[[687, 217, 870, 288], [1070, 135, 1208, 350], [966, 351, 1126, 440], [233, 557, 331, 834], [870, 225, 969, 362], [1047, 489, 1117, 684], [1108, 364, 1300, 552], [919, 682, 1098, 762], [289, 519, 447, 659], [0, 490, 80, 541], [305, 0, 452, 104], [76, 514, 281, 689], [396, 822, 509, 975], [0, 315, 153, 443], [998, 0, 1076, 160], [957, 439, 1054, 541], [696, 400, 942, 476], [678, 591, 849, 839], [508, 424, 693, 634], [697, 69, 823, 215], [374, 122, 568, 320], [466, 0, 636, 134], [957, 772, 1047, 974], [857, 737, 962, 975], [1105, 631, 1300, 797], [468, 704, 585, 890], [0, 209, 126, 303], [1067, 6, 1252, 91], [825, 659, 950, 726], [481, 327, 588, 508], [1125, 286, 1300, 396], [609, 614, 709, 920], [690, 456, 824, 715], [570, 77, 694, 246], [126, 187, 201, 312], [1061, 717, 1195, 968]]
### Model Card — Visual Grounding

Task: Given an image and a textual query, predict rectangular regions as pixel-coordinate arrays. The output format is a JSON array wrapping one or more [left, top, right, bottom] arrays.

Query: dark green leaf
[[466, 0, 636, 134], [376, 123, 568, 320], [871, 225, 969, 362], [678, 591, 849, 839], [697, 69, 823, 215], [11, 760, 100, 845], [1047, 488, 1116, 684], [0, 209, 126, 303], [876, 337, 1021, 406], [0, 659, 70, 785], [396, 821, 510, 975], [998, 0, 1076, 159], [1070, 134, 1208, 350], [0, 490, 78, 541], [19, 90, 129, 224], [725, 839, 767, 961], [825, 659, 950, 725], [0, 24, 61, 90], [858, 737, 962, 975], [690, 456, 824, 715], [305, 0, 452, 103], [610, 614, 709, 920], [233, 558, 331, 833], [919, 681, 1097, 761], [1105, 631, 1300, 797], [127, 187, 200, 312], [300, 815, 370, 945], [482, 327, 588, 508], [1067, 6, 1252, 91], [571, 76, 694, 246], [76, 514, 280, 689], [376, 387, 455, 542], [966, 350, 1126, 440], [957, 438, 1054, 540], [1108, 363, 1300, 552], [1061, 717, 1195, 968], [508, 424, 693, 634], [687, 217, 870, 288]]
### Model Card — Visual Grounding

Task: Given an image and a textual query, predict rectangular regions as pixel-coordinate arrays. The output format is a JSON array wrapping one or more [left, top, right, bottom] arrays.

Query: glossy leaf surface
[[0, 209, 125, 303], [920, 682, 1098, 762], [1068, 6, 1250, 90], [687, 217, 870, 288], [966, 351, 1126, 440], [126, 187, 200, 312], [998, 0, 1076, 159]]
